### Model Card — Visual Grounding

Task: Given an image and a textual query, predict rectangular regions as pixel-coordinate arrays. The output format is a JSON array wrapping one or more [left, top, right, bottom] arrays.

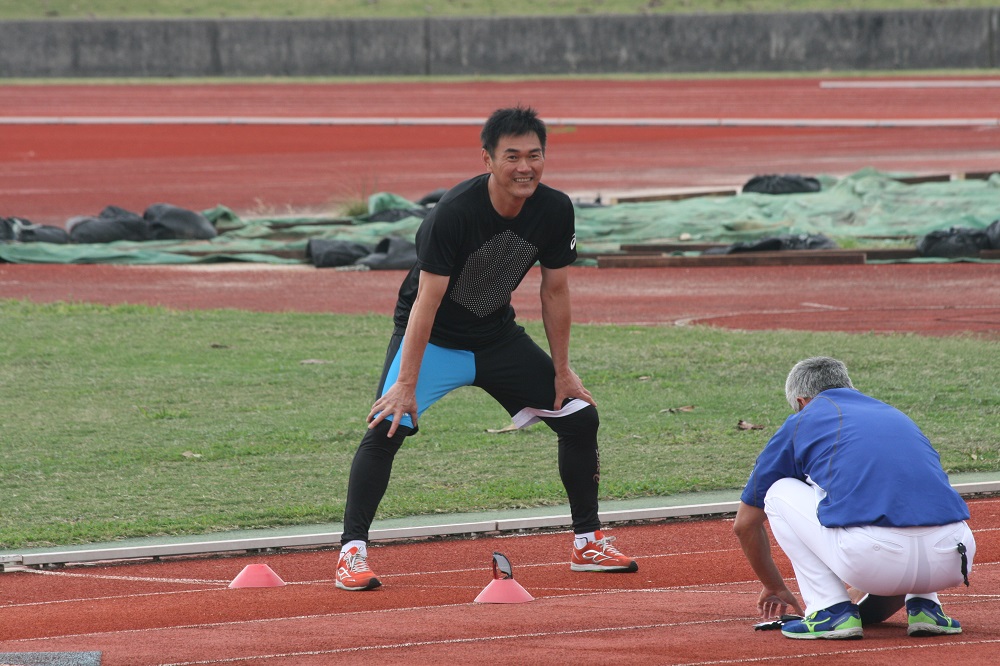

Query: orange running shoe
[[571, 530, 638, 572], [335, 546, 382, 591]]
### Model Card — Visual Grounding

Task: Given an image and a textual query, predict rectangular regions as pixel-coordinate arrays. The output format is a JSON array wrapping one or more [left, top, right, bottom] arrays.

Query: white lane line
[[153, 618, 755, 665], [382, 547, 740, 579], [158, 630, 1000, 665], [7, 588, 745, 642], [0, 115, 997, 127], [680, 638, 1000, 665], [674, 304, 1000, 328], [0, 586, 230, 609], [821, 80, 1000, 89], [22, 569, 231, 585], [800, 302, 847, 310], [7, 582, 994, 664]]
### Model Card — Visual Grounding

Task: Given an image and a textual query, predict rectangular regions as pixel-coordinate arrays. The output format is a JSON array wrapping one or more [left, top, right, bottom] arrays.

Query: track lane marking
[[1, 116, 998, 128]]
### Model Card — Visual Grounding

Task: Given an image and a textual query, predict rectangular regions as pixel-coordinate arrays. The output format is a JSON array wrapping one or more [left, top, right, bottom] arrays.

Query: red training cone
[[229, 563, 286, 588], [474, 577, 534, 603]]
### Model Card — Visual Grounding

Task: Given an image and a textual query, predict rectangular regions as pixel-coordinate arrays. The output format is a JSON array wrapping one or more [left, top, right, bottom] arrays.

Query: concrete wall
[[0, 18, 427, 77], [1, 9, 996, 78]]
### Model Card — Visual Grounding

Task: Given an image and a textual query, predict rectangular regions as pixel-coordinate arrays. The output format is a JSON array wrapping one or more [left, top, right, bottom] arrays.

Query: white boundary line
[[5, 572, 998, 663], [1, 115, 998, 127], [159, 635, 1000, 665], [820, 80, 1000, 89], [673, 304, 1000, 328], [3, 480, 996, 570]]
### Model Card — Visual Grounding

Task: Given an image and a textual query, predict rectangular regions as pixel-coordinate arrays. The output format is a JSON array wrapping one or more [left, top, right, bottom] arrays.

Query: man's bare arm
[[733, 501, 804, 618], [539, 265, 594, 410], [368, 271, 449, 437]]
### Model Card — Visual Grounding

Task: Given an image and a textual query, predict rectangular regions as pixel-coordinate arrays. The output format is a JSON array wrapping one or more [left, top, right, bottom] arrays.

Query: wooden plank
[[960, 171, 999, 181], [266, 217, 353, 229], [598, 250, 867, 268], [701, 249, 864, 259], [619, 244, 925, 260], [610, 188, 737, 204], [862, 248, 921, 260], [893, 174, 953, 184], [619, 242, 728, 253], [179, 248, 307, 260]]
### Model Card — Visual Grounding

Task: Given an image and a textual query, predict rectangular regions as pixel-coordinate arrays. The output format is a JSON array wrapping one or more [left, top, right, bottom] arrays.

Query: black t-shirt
[[393, 174, 577, 350]]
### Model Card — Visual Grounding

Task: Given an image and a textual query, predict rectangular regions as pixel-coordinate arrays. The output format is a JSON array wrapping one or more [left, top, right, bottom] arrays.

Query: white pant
[[764, 477, 975, 614]]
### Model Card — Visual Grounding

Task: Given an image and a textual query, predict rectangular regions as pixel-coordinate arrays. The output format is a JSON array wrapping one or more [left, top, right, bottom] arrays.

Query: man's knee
[[764, 478, 817, 525], [547, 403, 599, 439], [764, 477, 809, 502], [358, 419, 412, 456]]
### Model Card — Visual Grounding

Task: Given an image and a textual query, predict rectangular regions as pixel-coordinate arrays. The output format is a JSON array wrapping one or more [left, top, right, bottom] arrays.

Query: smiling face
[[483, 132, 545, 218]]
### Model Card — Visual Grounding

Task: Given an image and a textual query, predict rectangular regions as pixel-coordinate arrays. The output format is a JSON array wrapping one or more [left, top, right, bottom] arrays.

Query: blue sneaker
[[781, 601, 863, 640], [906, 598, 962, 636]]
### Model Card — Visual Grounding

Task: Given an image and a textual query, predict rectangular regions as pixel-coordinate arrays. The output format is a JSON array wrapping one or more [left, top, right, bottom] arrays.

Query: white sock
[[574, 532, 596, 548], [341, 540, 367, 557]]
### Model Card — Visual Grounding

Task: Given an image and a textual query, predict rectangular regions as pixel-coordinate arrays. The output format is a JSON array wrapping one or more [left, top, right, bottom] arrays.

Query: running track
[[1, 78, 999, 664], [3, 77, 1000, 225], [3, 77, 999, 335], [1, 508, 998, 664]]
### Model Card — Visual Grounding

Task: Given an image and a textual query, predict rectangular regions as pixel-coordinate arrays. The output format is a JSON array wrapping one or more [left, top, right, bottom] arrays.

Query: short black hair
[[480, 105, 547, 157]]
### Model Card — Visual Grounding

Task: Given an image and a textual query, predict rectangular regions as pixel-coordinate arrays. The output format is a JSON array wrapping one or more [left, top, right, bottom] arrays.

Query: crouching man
[[734, 357, 974, 639]]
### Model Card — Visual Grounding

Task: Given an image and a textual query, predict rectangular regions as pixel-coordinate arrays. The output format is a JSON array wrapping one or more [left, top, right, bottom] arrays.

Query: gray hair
[[784, 357, 854, 410]]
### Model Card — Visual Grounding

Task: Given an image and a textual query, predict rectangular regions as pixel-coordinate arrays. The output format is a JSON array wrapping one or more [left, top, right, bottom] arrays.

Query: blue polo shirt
[[741, 388, 970, 528]]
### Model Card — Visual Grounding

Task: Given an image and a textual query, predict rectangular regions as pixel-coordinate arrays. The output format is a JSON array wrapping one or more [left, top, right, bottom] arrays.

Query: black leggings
[[341, 328, 602, 543]]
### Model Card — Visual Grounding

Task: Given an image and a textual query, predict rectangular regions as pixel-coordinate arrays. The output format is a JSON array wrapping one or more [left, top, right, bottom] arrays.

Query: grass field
[[2, 0, 996, 552], [5, 0, 997, 20], [1, 300, 997, 549]]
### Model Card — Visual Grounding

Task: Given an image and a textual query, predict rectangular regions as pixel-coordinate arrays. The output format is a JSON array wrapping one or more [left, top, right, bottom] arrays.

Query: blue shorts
[[375, 327, 562, 430]]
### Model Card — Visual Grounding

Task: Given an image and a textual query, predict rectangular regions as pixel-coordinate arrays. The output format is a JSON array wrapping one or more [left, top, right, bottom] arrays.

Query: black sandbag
[[355, 237, 417, 270], [704, 233, 838, 255], [19, 224, 70, 244], [1, 217, 30, 242], [144, 203, 217, 240], [68, 206, 149, 243], [306, 239, 374, 268], [0, 217, 66, 243], [743, 174, 822, 195], [917, 226, 992, 258], [986, 219, 1000, 249]]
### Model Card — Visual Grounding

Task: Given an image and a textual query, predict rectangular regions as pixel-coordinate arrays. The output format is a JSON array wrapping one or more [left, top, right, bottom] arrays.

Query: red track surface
[[1, 79, 999, 664], [2, 262, 999, 337], [1, 504, 998, 665], [3, 78, 1000, 225]]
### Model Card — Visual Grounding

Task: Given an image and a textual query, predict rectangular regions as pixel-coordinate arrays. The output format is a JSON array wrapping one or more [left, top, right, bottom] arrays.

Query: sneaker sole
[[335, 577, 382, 591], [782, 627, 863, 640], [908, 624, 961, 637], [571, 561, 638, 573]]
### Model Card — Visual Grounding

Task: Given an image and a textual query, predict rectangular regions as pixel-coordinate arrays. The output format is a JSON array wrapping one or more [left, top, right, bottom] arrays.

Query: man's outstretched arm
[[733, 501, 804, 618], [539, 265, 594, 410], [368, 270, 449, 437]]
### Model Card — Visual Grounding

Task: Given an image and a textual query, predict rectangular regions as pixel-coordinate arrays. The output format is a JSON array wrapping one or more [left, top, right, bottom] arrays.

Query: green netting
[[2, 169, 998, 265], [0, 239, 303, 265], [575, 169, 1000, 252]]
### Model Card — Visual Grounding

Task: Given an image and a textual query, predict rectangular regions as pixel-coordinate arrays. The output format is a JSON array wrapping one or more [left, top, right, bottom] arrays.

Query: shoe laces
[[594, 534, 624, 555], [344, 551, 372, 573]]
